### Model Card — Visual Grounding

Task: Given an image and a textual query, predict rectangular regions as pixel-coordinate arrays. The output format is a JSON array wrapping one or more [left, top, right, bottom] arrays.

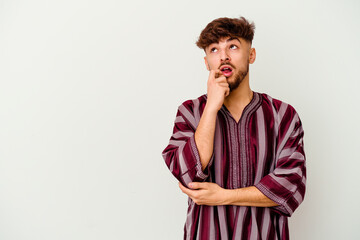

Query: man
[[162, 16, 306, 240]]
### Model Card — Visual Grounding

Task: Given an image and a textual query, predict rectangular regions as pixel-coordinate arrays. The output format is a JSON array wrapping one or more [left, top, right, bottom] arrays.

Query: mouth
[[220, 65, 233, 77]]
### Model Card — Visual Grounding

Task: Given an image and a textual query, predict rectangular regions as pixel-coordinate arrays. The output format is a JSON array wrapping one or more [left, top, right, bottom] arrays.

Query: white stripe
[[290, 152, 305, 161], [278, 147, 296, 159], [255, 106, 266, 183], [232, 205, 236, 221], [278, 102, 288, 122], [261, 208, 271, 239], [169, 139, 185, 147], [181, 172, 192, 187], [233, 207, 247, 239], [293, 190, 303, 204], [276, 113, 299, 159], [214, 117, 228, 240], [195, 207, 202, 240], [270, 174, 298, 193], [175, 115, 185, 123], [209, 207, 216, 239], [172, 131, 194, 139], [250, 207, 259, 239], [273, 166, 303, 177], [291, 124, 302, 136], [278, 216, 284, 237], [218, 206, 229, 240], [267, 95, 279, 137], [182, 173, 192, 186], [185, 199, 195, 240], [178, 104, 196, 129], [178, 143, 188, 174], [268, 95, 279, 172]]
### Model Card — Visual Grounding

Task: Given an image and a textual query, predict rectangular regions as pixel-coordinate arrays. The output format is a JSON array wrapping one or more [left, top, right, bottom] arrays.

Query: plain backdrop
[[0, 0, 359, 239]]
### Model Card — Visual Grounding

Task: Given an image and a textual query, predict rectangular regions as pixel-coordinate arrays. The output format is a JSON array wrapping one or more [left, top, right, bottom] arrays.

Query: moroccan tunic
[[162, 91, 306, 240]]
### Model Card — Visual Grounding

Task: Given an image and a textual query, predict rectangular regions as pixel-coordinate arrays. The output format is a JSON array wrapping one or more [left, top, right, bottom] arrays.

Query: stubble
[[228, 60, 250, 92]]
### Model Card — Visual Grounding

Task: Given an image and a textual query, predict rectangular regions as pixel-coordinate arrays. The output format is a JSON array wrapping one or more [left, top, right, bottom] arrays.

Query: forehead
[[205, 37, 244, 51]]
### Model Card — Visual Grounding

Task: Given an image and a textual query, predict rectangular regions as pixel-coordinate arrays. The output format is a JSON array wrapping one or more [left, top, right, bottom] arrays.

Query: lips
[[220, 65, 233, 77]]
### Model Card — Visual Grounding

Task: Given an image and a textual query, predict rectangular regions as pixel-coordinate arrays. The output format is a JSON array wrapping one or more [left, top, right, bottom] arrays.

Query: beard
[[228, 61, 249, 92]]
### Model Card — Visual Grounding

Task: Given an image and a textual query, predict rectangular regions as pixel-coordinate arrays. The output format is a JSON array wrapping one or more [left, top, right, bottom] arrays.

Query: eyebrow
[[226, 37, 241, 44]]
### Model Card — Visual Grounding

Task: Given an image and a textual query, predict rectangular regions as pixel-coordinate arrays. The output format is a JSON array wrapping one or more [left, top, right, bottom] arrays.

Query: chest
[[212, 109, 278, 188]]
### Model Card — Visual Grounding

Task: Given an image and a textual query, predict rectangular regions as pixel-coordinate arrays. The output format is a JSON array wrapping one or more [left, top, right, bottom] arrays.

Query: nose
[[220, 49, 230, 62]]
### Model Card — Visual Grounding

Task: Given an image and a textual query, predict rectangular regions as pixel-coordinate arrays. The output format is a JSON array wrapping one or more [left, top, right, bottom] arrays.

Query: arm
[[162, 70, 229, 187], [254, 109, 306, 216], [227, 186, 279, 207], [161, 102, 212, 188], [179, 182, 278, 207], [194, 69, 229, 170], [179, 106, 306, 216], [194, 106, 217, 171]]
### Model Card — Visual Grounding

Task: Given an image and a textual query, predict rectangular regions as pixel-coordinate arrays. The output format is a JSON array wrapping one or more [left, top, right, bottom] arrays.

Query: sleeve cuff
[[255, 182, 293, 217], [189, 134, 214, 181]]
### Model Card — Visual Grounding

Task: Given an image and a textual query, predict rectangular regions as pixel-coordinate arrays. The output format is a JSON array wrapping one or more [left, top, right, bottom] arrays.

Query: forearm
[[194, 105, 218, 170], [224, 186, 279, 207]]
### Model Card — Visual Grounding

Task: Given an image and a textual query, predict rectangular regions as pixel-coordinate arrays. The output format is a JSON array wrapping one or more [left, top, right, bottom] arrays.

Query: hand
[[178, 182, 228, 206], [206, 69, 230, 112]]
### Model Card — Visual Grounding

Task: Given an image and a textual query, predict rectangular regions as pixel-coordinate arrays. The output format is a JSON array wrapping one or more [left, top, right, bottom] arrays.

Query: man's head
[[196, 17, 256, 92]]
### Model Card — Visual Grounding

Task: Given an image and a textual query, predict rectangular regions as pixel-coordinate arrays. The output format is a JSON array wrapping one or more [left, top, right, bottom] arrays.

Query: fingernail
[[189, 183, 193, 188]]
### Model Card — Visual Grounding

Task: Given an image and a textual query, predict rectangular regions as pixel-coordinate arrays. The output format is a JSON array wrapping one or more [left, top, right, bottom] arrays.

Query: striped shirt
[[162, 91, 306, 240]]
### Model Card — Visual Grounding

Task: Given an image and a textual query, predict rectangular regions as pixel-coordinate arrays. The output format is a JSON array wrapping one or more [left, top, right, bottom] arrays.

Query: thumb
[[225, 88, 230, 97]]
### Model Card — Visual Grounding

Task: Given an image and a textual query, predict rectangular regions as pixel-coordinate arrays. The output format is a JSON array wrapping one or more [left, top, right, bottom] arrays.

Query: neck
[[224, 75, 253, 109]]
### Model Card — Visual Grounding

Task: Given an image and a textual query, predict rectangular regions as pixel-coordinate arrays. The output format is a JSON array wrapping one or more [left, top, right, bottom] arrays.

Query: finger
[[218, 82, 229, 87], [178, 182, 186, 191], [209, 69, 220, 80], [215, 76, 227, 83], [215, 70, 223, 79], [179, 182, 194, 196], [189, 182, 206, 190]]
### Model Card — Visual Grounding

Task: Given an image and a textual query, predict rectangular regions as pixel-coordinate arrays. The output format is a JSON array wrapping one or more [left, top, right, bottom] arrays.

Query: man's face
[[204, 37, 256, 92]]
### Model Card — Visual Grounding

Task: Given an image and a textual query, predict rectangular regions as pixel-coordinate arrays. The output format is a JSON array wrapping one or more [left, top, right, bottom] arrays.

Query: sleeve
[[255, 106, 306, 217], [161, 101, 215, 188]]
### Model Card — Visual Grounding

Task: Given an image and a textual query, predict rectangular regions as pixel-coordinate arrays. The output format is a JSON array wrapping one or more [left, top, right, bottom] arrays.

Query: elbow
[[271, 188, 306, 217], [162, 142, 211, 187], [255, 180, 306, 217]]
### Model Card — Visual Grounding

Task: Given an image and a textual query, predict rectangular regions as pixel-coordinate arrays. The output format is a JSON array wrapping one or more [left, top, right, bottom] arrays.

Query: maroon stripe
[[241, 208, 251, 240], [162, 92, 306, 239], [198, 206, 210, 239]]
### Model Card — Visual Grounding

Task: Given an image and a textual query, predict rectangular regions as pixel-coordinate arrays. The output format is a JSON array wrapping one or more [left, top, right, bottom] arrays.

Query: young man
[[162, 16, 306, 240]]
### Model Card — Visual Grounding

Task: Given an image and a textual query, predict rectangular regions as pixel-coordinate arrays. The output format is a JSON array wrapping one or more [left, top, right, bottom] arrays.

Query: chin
[[226, 75, 236, 81]]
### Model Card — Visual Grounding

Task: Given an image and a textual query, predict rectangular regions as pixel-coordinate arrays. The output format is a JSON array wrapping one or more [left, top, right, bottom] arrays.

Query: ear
[[204, 56, 210, 71], [249, 47, 256, 64]]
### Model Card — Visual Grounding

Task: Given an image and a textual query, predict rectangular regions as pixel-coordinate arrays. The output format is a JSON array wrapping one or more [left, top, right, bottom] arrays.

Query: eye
[[210, 47, 218, 53], [230, 44, 238, 50]]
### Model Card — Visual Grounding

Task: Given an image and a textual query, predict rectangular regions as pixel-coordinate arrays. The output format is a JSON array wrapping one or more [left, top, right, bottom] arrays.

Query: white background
[[1, 0, 359, 239]]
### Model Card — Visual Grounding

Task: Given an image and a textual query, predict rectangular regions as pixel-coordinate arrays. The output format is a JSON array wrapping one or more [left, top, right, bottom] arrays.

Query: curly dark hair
[[196, 16, 256, 50]]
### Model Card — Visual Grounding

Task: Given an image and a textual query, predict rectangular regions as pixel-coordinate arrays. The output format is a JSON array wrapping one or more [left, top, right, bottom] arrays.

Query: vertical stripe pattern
[[162, 92, 306, 239]]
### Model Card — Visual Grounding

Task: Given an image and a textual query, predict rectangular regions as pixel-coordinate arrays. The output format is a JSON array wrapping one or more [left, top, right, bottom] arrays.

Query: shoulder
[[258, 92, 304, 133], [178, 94, 207, 114], [259, 92, 299, 118], [174, 94, 207, 129]]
